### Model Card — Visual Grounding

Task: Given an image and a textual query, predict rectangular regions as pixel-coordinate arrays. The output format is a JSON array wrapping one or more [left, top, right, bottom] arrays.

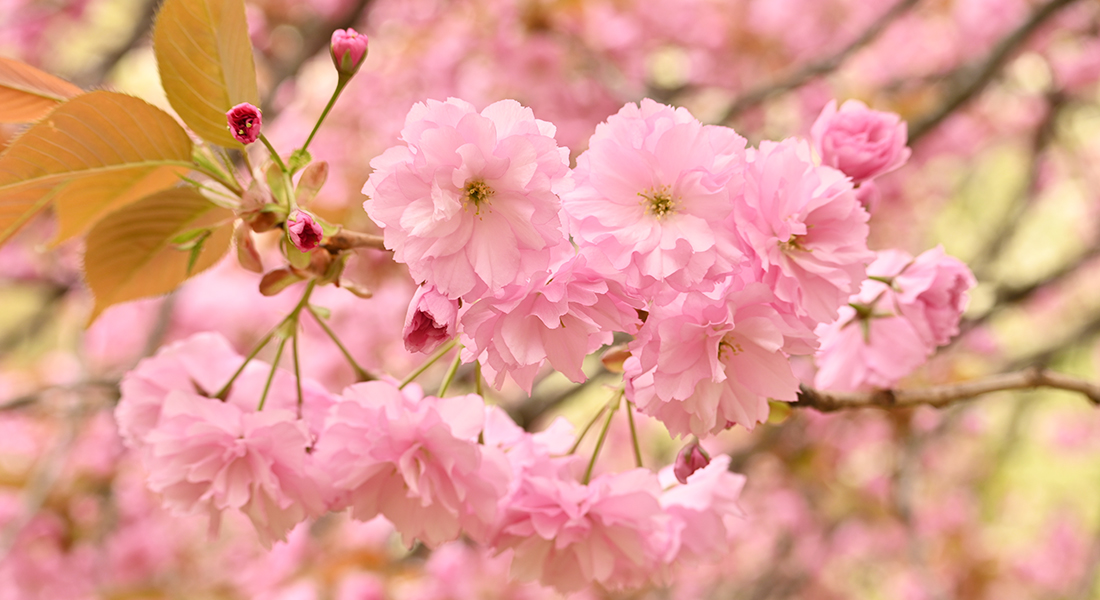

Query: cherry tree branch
[[793, 367, 1100, 412], [322, 229, 386, 252], [718, 0, 921, 123], [907, 0, 1082, 144]]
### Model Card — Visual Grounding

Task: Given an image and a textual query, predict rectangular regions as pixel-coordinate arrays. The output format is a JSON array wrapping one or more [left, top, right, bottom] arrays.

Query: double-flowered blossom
[[811, 99, 911, 185], [459, 255, 642, 392], [624, 281, 813, 438], [116, 333, 332, 546], [814, 246, 976, 391], [364, 98, 573, 300], [563, 99, 747, 300], [314, 381, 510, 547], [735, 138, 874, 325], [491, 467, 666, 593]]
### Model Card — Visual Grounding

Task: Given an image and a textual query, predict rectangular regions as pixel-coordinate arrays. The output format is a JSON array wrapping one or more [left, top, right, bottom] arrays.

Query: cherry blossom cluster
[[115, 333, 747, 592], [114, 95, 974, 593]]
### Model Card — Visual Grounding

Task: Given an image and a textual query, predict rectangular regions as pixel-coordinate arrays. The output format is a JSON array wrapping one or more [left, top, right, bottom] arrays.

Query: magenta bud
[[330, 28, 368, 77], [674, 443, 711, 484], [287, 210, 323, 252], [226, 102, 262, 144]]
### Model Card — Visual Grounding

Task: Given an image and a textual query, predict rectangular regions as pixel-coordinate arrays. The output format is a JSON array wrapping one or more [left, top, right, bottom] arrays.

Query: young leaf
[[0, 56, 83, 123], [84, 188, 233, 323], [153, 0, 260, 147], [0, 91, 194, 245]]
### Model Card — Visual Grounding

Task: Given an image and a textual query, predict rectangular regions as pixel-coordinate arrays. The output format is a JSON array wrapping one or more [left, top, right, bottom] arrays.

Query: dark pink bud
[[403, 285, 459, 353], [287, 210, 323, 252], [674, 443, 711, 484], [330, 28, 368, 77], [226, 102, 262, 144]]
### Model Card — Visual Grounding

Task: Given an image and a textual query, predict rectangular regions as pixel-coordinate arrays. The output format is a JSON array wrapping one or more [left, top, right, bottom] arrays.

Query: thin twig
[[908, 0, 1083, 144], [793, 367, 1100, 412], [718, 0, 921, 123]]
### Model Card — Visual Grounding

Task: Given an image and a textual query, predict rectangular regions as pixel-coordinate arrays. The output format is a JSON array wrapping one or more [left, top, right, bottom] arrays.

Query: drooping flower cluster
[[814, 246, 977, 391], [116, 331, 754, 593]]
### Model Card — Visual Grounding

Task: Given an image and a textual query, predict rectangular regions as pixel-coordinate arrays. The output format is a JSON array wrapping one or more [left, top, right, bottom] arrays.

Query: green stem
[[625, 399, 643, 469], [474, 361, 483, 397], [399, 339, 458, 390], [583, 390, 622, 485], [568, 389, 622, 455], [259, 133, 289, 174], [298, 78, 349, 167], [257, 335, 289, 411], [306, 305, 375, 381], [292, 330, 303, 417], [436, 351, 463, 397], [214, 326, 278, 400]]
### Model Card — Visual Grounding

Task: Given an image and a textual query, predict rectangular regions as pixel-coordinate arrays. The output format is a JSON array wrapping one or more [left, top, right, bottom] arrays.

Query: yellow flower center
[[638, 185, 678, 219]]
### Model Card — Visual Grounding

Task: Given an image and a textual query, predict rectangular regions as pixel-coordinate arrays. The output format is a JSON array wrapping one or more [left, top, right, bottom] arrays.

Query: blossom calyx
[[330, 28, 368, 77], [226, 102, 262, 145]]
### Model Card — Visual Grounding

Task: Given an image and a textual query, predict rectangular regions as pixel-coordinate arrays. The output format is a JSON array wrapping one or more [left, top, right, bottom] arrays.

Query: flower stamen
[[638, 185, 678, 219]]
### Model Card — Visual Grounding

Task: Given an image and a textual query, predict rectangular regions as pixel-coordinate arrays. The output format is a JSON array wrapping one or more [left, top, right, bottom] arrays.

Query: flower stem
[[214, 327, 277, 400], [306, 305, 375, 381], [474, 361, 483, 397], [258, 133, 289, 174], [292, 330, 303, 418], [436, 351, 463, 397], [583, 389, 622, 485], [399, 339, 458, 390], [297, 78, 349, 168], [625, 399, 643, 468], [257, 335, 289, 411]]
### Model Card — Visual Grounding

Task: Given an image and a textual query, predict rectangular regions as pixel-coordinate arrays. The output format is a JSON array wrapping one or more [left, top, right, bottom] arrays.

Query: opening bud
[[226, 102, 262, 144], [287, 210, 324, 252], [330, 28, 368, 77], [673, 442, 711, 484]]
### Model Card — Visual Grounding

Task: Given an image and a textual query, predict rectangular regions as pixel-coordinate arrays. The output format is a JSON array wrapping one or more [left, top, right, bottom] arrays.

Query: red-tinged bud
[[226, 102, 262, 144], [330, 28, 368, 77], [287, 210, 323, 252], [674, 442, 711, 484]]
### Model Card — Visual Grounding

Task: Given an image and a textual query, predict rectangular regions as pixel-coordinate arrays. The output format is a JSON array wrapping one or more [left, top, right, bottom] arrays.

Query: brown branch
[[719, 0, 921, 123], [322, 229, 386, 252], [793, 368, 1100, 412], [908, 0, 1082, 144]]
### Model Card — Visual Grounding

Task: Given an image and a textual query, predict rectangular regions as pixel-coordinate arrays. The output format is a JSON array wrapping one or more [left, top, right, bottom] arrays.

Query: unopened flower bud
[[403, 285, 459, 353], [330, 28, 368, 77], [674, 442, 711, 484], [226, 102, 262, 144], [287, 210, 323, 252]]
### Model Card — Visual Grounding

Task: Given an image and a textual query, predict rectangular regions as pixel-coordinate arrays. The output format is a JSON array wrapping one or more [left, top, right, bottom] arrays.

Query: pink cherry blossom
[[459, 255, 642, 392], [363, 98, 573, 300], [403, 284, 459, 353], [143, 391, 327, 547], [562, 99, 747, 298], [810, 99, 911, 184], [660, 455, 746, 562], [314, 382, 509, 547], [812, 247, 975, 391], [625, 282, 810, 437], [490, 468, 665, 593], [735, 138, 873, 325]]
